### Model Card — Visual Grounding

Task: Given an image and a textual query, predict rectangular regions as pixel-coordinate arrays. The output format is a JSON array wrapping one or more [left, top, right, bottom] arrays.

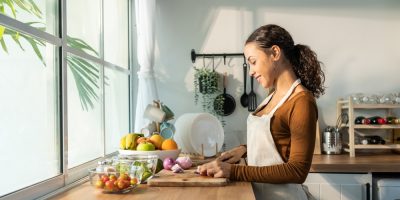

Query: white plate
[[118, 149, 181, 161], [174, 114, 197, 153], [189, 113, 224, 157]]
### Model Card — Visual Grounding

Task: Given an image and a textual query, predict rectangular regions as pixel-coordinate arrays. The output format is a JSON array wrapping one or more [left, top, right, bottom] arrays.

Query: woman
[[198, 24, 325, 200]]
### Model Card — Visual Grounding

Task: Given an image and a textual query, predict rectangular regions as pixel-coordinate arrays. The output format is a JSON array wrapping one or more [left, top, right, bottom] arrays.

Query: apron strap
[[268, 79, 301, 116]]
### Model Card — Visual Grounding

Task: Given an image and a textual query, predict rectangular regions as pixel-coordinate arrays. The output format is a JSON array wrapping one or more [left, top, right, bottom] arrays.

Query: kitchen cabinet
[[337, 98, 400, 157], [304, 173, 372, 200]]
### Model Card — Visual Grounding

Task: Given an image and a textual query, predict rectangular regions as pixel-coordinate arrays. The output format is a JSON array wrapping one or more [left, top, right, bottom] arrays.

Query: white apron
[[247, 79, 313, 200]]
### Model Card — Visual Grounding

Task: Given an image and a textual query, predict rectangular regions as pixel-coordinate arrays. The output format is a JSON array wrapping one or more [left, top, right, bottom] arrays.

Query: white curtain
[[134, 0, 158, 132]]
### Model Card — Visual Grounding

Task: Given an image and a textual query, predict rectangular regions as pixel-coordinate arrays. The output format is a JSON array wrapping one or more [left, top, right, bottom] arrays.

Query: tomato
[[109, 174, 117, 181], [95, 180, 104, 188], [100, 175, 109, 183], [130, 177, 138, 185], [105, 180, 115, 190], [117, 180, 128, 189], [119, 173, 129, 181]]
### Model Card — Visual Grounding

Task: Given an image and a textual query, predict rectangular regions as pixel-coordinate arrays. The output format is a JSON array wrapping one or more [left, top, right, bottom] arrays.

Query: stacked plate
[[174, 113, 224, 157]]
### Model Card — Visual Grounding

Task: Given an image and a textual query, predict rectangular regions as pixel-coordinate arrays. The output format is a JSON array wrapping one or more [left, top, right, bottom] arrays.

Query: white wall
[[152, 0, 400, 148]]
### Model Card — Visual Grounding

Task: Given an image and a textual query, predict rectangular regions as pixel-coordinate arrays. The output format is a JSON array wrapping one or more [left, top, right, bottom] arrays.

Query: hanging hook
[[223, 55, 226, 65]]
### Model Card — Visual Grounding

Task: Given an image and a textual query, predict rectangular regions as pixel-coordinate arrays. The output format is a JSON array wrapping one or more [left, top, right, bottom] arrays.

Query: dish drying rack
[[179, 143, 222, 162]]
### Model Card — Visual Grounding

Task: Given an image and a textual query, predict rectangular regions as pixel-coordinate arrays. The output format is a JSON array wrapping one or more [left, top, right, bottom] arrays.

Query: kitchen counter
[[49, 181, 255, 200], [49, 153, 400, 199], [310, 153, 400, 173]]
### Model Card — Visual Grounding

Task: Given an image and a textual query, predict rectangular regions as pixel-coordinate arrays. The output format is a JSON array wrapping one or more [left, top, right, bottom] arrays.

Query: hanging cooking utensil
[[248, 77, 257, 112], [214, 72, 236, 116], [240, 55, 249, 107]]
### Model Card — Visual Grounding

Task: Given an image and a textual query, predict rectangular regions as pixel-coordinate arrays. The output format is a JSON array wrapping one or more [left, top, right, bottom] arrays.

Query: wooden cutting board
[[147, 168, 229, 187]]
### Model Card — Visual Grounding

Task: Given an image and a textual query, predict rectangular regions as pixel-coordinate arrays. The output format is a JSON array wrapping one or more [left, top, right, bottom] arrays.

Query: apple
[[136, 142, 155, 151]]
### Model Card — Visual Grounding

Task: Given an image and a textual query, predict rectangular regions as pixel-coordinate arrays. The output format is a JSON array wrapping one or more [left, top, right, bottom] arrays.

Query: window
[[0, 0, 132, 198], [104, 0, 129, 68], [67, 54, 103, 169], [0, 27, 59, 197], [105, 68, 130, 154], [67, 0, 101, 57]]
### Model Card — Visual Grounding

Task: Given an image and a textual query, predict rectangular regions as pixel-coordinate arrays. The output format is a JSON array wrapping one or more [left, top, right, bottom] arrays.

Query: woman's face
[[244, 42, 275, 89]]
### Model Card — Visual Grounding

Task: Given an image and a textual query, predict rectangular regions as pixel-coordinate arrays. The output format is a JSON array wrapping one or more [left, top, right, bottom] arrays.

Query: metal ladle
[[240, 56, 249, 107]]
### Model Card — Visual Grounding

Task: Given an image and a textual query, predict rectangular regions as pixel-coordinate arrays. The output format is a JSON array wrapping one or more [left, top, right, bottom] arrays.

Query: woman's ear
[[270, 45, 281, 61]]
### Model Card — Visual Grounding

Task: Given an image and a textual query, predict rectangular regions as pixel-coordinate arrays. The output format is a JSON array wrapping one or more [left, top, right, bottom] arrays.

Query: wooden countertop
[[310, 153, 400, 173], [50, 181, 255, 200], [49, 153, 400, 199]]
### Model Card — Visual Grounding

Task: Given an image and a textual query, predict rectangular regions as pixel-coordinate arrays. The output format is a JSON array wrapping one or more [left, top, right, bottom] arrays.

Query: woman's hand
[[217, 145, 246, 164], [197, 159, 231, 178]]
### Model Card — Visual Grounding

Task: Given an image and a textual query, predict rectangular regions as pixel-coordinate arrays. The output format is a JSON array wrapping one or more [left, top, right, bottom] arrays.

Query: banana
[[120, 135, 126, 149], [129, 134, 139, 150], [125, 133, 134, 150]]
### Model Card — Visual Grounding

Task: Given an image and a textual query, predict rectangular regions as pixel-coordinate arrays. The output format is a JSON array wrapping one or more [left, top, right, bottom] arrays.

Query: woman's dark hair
[[246, 24, 325, 98]]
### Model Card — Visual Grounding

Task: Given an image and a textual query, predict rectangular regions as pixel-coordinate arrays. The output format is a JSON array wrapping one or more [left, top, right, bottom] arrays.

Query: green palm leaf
[[0, 1, 101, 111], [12, 0, 42, 18], [0, 37, 8, 52], [67, 36, 99, 56], [4, 0, 17, 18], [0, 25, 5, 40]]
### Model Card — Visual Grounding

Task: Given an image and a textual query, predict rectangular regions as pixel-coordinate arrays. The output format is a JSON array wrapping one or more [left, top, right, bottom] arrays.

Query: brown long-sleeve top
[[230, 91, 317, 184]]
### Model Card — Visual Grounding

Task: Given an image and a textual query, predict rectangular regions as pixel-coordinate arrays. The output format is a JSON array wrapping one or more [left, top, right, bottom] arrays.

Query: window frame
[[0, 0, 134, 199]]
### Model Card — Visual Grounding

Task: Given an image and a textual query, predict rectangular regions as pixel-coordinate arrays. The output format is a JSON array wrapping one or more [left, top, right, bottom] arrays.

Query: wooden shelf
[[341, 124, 400, 129], [354, 144, 400, 149], [339, 100, 400, 109], [353, 124, 400, 129], [337, 97, 400, 157]]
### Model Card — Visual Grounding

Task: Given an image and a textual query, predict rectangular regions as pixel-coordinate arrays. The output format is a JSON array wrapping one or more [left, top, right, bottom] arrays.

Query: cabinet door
[[304, 173, 372, 200]]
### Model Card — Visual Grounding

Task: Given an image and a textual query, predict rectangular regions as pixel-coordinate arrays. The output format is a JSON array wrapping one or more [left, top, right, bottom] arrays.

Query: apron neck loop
[[269, 79, 301, 115]]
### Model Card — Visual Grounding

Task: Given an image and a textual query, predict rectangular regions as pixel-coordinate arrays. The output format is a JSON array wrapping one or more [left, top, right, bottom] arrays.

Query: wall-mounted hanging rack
[[191, 49, 244, 65]]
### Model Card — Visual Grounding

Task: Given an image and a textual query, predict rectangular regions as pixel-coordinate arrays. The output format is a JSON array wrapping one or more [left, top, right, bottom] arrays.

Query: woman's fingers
[[213, 170, 224, 178], [224, 156, 239, 164], [198, 160, 231, 178], [218, 152, 232, 161], [197, 164, 208, 176], [207, 169, 215, 177]]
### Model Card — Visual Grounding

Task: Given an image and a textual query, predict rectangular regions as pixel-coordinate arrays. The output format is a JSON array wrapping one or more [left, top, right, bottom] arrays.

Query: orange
[[161, 139, 178, 150], [149, 134, 165, 150]]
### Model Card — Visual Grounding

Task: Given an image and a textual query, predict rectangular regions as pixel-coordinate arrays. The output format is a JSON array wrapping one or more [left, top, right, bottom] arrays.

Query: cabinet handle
[[365, 183, 370, 200]]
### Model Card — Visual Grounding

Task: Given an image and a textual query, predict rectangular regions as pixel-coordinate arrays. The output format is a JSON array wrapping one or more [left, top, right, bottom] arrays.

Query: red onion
[[171, 164, 184, 173], [163, 157, 176, 170], [175, 157, 192, 169]]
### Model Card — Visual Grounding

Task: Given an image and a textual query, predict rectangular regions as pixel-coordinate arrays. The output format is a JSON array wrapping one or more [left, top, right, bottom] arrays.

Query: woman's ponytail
[[289, 44, 325, 98]]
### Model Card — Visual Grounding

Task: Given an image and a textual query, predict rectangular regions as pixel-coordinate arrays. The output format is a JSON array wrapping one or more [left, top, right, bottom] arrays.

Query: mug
[[141, 122, 157, 137], [143, 104, 166, 122], [160, 122, 175, 139]]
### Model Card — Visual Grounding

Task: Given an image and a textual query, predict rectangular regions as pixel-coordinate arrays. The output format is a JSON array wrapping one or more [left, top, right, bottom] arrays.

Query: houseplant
[[193, 67, 225, 125]]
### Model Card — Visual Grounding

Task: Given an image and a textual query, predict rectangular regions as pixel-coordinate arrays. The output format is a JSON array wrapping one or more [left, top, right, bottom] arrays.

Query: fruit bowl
[[89, 170, 138, 194], [119, 149, 181, 161]]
